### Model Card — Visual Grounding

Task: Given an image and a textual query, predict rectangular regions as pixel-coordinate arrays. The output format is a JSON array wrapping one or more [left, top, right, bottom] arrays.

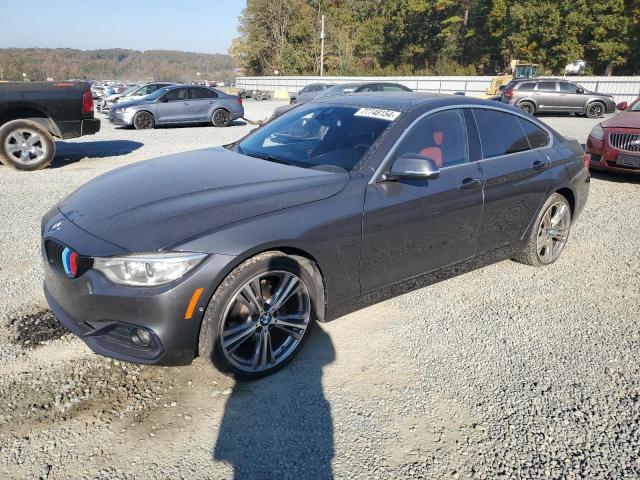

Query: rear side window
[[473, 109, 530, 158], [518, 82, 536, 91], [394, 109, 469, 168], [518, 118, 550, 149], [190, 87, 217, 99], [537, 82, 556, 92], [383, 84, 410, 92]]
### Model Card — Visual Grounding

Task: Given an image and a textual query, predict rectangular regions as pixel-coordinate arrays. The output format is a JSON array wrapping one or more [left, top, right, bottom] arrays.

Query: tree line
[[0, 48, 236, 82], [231, 0, 640, 77]]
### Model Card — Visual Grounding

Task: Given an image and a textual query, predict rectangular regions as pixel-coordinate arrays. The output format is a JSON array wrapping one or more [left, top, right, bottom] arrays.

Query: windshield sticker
[[354, 108, 401, 121]]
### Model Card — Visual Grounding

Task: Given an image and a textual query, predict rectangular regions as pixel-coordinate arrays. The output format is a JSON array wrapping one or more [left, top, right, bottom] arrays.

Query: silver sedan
[[108, 85, 245, 129]]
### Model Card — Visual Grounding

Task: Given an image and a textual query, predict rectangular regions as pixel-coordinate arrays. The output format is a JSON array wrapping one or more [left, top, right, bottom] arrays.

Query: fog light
[[131, 328, 152, 347]]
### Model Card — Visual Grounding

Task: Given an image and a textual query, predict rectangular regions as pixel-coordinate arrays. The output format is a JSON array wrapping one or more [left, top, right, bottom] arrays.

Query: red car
[[586, 99, 640, 174]]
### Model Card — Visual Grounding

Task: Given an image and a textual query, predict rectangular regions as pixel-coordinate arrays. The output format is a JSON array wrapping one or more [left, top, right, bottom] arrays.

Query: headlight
[[93, 252, 207, 286], [589, 124, 604, 141]]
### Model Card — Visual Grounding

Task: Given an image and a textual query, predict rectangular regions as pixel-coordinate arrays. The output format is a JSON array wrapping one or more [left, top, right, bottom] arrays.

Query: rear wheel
[[0, 119, 55, 171], [199, 252, 319, 379], [133, 111, 154, 130], [290, 98, 297, 105], [585, 102, 605, 119], [212, 109, 231, 127], [517, 101, 535, 115], [514, 193, 572, 266]]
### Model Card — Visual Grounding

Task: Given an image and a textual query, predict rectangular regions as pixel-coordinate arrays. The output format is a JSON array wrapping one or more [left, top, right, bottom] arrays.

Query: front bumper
[[42, 210, 236, 365], [586, 133, 640, 175], [108, 109, 135, 126]]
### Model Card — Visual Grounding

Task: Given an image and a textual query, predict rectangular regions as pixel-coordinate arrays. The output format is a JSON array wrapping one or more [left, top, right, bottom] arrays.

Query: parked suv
[[501, 79, 616, 118]]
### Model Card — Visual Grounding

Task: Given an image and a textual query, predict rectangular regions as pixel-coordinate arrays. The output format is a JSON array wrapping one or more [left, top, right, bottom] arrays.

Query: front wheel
[[133, 111, 155, 130], [199, 252, 319, 379], [0, 119, 55, 171], [514, 193, 572, 266]]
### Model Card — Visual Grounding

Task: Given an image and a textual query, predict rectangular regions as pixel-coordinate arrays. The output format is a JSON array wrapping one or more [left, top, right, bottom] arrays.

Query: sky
[[0, 0, 247, 55]]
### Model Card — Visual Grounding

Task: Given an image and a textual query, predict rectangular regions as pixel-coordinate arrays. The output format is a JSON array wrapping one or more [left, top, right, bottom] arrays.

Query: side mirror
[[158, 97, 169, 103], [617, 101, 628, 111], [385, 154, 440, 181], [576, 88, 585, 94]]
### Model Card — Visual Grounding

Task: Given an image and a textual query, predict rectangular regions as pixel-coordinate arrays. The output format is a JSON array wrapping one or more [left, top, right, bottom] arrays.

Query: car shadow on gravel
[[213, 257, 335, 479], [590, 170, 640, 184], [51, 140, 144, 168], [213, 327, 335, 479], [8, 308, 69, 348]]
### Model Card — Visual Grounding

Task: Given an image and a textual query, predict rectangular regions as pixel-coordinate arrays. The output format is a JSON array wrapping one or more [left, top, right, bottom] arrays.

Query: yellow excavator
[[486, 60, 540, 97]]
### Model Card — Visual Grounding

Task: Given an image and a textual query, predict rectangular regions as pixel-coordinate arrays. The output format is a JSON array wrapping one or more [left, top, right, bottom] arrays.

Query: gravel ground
[[1, 101, 639, 479]]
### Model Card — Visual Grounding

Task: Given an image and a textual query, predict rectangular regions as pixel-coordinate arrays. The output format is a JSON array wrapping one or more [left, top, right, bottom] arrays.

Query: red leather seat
[[419, 131, 444, 167]]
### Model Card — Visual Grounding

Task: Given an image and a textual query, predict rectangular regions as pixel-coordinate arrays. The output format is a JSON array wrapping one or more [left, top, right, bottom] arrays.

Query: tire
[[290, 98, 297, 105], [585, 102, 605, 119], [132, 111, 154, 130], [517, 101, 536, 115], [513, 193, 572, 267], [199, 251, 320, 379], [212, 109, 231, 127], [0, 119, 55, 171]]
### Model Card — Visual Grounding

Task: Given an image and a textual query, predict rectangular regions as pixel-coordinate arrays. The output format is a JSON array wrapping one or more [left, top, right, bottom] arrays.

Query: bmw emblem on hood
[[50, 220, 64, 232]]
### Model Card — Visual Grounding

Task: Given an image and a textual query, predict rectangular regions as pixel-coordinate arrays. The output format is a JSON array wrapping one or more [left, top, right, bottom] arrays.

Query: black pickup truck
[[0, 81, 100, 170]]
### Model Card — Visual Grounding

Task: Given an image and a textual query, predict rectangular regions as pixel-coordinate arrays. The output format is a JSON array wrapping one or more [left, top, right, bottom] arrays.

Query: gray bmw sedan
[[108, 84, 244, 129], [42, 92, 589, 379]]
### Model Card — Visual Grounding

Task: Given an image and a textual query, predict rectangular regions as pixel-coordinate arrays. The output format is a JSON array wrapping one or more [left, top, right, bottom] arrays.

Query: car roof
[[309, 91, 500, 112]]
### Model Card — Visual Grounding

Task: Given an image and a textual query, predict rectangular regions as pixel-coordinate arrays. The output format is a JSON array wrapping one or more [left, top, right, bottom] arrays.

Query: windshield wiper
[[244, 152, 292, 166]]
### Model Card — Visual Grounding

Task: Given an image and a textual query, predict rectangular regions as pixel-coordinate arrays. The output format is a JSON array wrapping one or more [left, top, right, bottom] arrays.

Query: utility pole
[[320, 15, 325, 77]]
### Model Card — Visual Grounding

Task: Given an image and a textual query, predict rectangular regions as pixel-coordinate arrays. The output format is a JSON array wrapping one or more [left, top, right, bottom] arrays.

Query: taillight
[[82, 90, 93, 114], [236, 96, 243, 106], [504, 89, 514, 98]]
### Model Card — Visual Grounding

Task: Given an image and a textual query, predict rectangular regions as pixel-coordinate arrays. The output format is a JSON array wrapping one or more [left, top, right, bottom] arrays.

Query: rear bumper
[[57, 118, 101, 139]]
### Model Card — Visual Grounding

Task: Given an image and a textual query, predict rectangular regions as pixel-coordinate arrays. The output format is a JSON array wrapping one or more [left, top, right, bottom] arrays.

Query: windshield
[[237, 104, 398, 172], [315, 84, 355, 99], [630, 101, 640, 111], [122, 86, 139, 95], [145, 86, 171, 100]]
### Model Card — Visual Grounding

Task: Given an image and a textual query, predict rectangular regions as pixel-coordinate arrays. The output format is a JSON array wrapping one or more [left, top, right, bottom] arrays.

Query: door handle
[[531, 160, 550, 170], [458, 178, 482, 190]]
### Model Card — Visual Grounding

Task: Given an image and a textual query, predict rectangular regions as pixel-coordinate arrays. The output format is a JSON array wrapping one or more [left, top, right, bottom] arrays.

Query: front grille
[[609, 133, 640, 153], [44, 239, 93, 278]]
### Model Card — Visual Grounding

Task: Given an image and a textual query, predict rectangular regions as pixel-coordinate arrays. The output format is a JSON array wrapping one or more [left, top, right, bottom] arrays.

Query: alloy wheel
[[220, 270, 311, 373], [213, 110, 230, 127], [4, 128, 48, 166], [536, 201, 571, 264], [588, 103, 603, 117]]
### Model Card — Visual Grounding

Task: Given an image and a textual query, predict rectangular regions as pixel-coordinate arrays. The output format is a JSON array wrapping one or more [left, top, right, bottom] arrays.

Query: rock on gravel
[[1, 107, 639, 479]]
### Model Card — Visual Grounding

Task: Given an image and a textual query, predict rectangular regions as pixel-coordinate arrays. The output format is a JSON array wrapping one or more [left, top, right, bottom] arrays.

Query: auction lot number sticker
[[354, 108, 401, 121]]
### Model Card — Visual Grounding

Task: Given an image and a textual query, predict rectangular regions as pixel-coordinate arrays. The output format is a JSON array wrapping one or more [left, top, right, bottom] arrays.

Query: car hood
[[601, 111, 640, 129], [58, 148, 349, 252]]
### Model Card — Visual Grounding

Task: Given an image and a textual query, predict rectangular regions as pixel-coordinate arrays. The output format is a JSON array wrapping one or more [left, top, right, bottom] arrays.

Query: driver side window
[[163, 88, 188, 101], [393, 109, 469, 168]]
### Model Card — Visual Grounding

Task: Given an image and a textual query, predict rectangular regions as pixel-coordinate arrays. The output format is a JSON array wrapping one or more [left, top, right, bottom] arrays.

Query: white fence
[[237, 75, 640, 104]]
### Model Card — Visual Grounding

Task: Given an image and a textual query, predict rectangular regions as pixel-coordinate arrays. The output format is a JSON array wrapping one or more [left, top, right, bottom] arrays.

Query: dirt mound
[[8, 309, 70, 348]]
